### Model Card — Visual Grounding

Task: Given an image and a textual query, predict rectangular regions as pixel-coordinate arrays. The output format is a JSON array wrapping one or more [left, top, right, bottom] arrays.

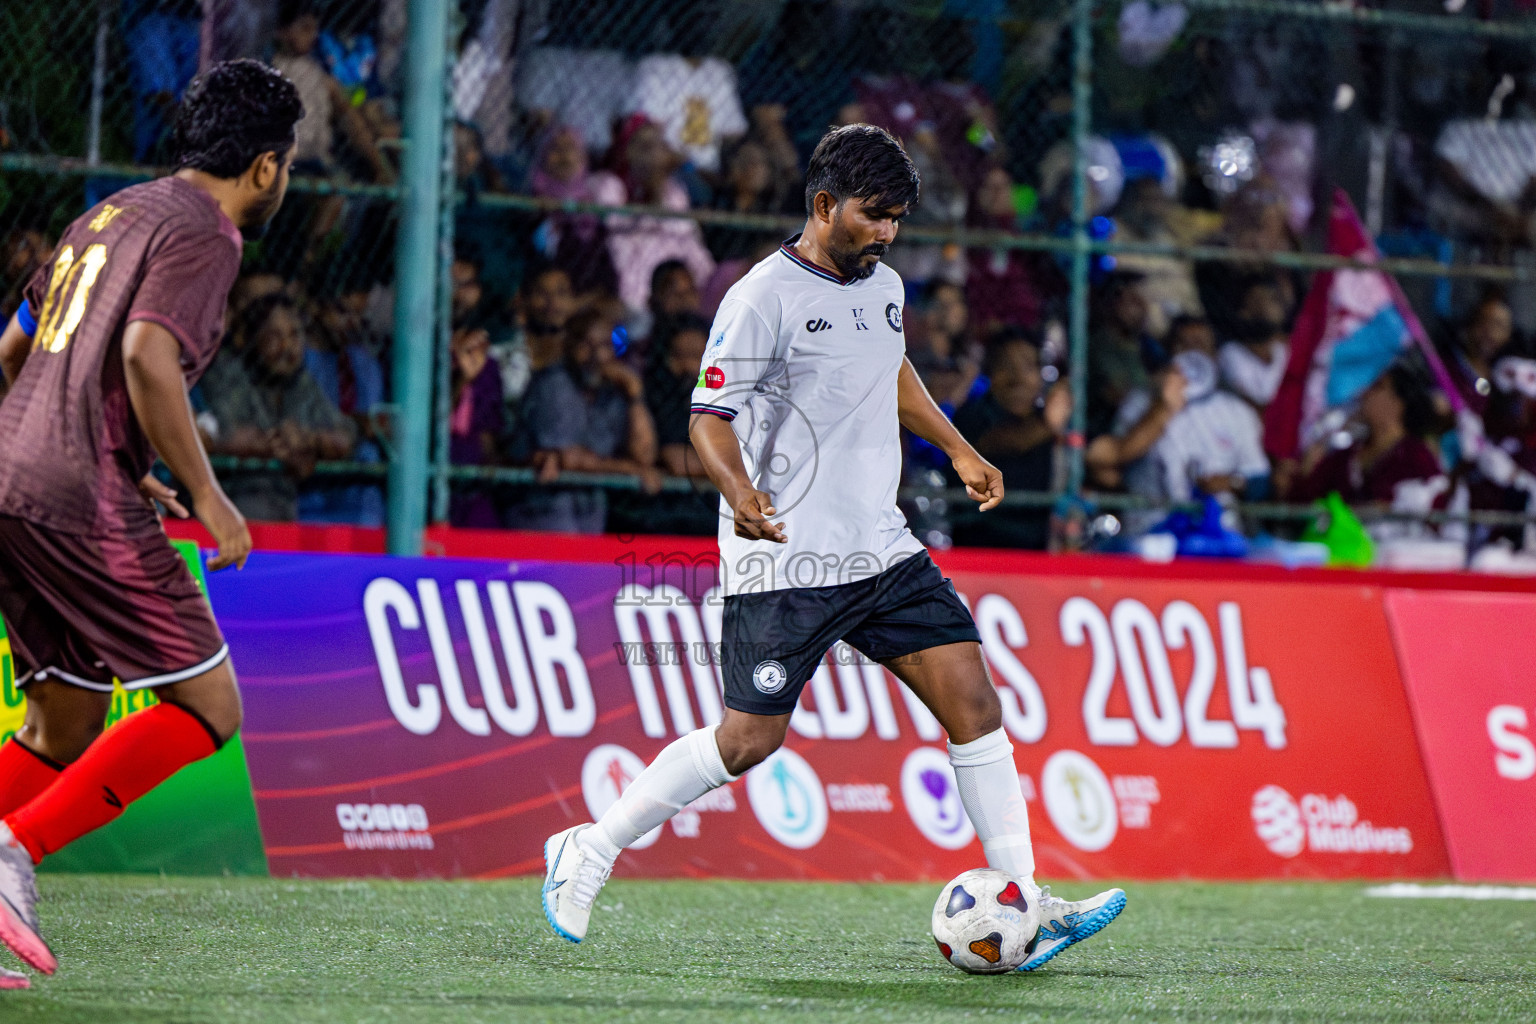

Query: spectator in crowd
[[1196, 177, 1299, 341], [909, 282, 980, 411], [272, 0, 395, 184], [528, 124, 618, 298], [646, 313, 712, 479], [1443, 290, 1516, 417], [516, 47, 633, 158], [1092, 316, 1269, 505], [298, 285, 387, 526], [966, 165, 1055, 336], [649, 259, 702, 325], [490, 264, 576, 427], [1111, 177, 1205, 339], [706, 140, 797, 261], [1, 227, 52, 323], [1218, 276, 1291, 410], [204, 295, 357, 522], [630, 52, 749, 178], [1087, 271, 1164, 439], [1287, 363, 1445, 508], [124, 0, 202, 163], [950, 329, 1070, 549], [453, 122, 524, 314], [591, 115, 716, 314], [1465, 337, 1536, 550], [448, 321, 505, 528], [506, 307, 661, 533]]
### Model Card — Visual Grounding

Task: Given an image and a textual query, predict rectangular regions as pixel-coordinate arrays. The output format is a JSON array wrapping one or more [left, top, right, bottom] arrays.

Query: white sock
[[582, 725, 738, 865], [949, 727, 1036, 885]]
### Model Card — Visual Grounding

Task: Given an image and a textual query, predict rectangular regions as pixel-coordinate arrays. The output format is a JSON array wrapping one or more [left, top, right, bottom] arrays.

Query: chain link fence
[[3, 0, 1536, 568]]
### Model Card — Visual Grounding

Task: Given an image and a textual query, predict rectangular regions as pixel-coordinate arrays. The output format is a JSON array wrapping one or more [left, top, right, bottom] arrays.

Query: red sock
[[0, 738, 64, 819], [4, 703, 218, 864]]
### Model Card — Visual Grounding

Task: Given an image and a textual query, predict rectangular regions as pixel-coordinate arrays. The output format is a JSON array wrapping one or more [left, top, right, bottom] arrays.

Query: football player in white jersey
[[544, 125, 1125, 970]]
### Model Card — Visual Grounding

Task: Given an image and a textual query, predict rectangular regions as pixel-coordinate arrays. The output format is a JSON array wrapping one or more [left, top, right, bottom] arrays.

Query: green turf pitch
[[1, 876, 1533, 1023]]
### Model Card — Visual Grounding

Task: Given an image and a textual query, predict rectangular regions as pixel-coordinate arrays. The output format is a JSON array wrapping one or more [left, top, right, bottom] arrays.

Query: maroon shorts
[[0, 515, 227, 692]]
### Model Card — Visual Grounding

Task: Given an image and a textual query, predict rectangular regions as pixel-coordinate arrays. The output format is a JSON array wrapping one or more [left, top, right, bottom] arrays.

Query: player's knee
[[716, 727, 784, 777]]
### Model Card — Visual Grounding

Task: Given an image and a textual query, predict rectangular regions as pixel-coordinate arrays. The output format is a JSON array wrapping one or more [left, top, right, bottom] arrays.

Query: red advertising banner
[[1387, 590, 1536, 882], [214, 547, 1451, 882]]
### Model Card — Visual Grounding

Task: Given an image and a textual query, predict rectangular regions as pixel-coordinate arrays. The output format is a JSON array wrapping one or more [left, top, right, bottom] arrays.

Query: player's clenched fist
[[733, 489, 787, 542], [951, 452, 1004, 512]]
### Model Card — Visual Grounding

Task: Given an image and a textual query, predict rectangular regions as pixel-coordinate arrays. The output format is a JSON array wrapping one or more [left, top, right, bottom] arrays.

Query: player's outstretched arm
[[688, 412, 786, 542], [122, 320, 252, 571], [0, 312, 31, 386], [895, 357, 1003, 511]]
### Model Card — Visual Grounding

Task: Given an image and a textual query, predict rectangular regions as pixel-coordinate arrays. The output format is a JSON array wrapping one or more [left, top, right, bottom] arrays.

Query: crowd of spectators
[[5, 0, 1536, 562]]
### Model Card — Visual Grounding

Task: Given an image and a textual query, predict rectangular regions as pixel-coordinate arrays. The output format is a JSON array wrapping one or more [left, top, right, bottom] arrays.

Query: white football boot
[[541, 824, 613, 943], [1017, 884, 1126, 971], [0, 824, 54, 975]]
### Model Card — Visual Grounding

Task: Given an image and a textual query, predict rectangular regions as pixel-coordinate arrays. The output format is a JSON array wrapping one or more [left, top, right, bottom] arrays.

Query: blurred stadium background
[[1, 2, 1535, 1020]]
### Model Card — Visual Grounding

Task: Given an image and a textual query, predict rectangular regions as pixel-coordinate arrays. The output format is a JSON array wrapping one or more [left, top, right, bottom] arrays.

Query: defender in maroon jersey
[[0, 60, 302, 984]]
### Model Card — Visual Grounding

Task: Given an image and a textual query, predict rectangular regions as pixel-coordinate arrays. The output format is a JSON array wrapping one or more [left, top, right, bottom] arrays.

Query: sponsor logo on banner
[[336, 802, 434, 851], [582, 745, 661, 849], [1488, 706, 1536, 781], [1042, 750, 1118, 852], [747, 749, 827, 849], [1251, 785, 1306, 857], [1251, 786, 1413, 857], [900, 747, 975, 850]]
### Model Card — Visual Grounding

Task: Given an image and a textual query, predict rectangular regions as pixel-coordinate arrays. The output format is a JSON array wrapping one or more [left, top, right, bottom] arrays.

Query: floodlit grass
[[2, 875, 1533, 1022]]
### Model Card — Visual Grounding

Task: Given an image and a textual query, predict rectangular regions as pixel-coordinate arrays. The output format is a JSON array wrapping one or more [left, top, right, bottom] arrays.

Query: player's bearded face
[[828, 200, 901, 281], [244, 149, 294, 238]]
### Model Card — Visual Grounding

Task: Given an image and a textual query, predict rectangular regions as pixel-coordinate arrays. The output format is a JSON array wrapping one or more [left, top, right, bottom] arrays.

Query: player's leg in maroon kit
[[0, 682, 109, 819], [0, 662, 240, 974]]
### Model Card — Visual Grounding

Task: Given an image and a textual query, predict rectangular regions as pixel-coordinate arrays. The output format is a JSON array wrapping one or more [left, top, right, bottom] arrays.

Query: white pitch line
[[1365, 883, 1536, 901]]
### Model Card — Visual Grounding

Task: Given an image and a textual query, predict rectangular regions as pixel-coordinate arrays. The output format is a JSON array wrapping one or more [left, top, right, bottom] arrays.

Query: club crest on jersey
[[701, 366, 725, 389], [806, 318, 832, 333], [752, 660, 789, 695], [885, 302, 903, 332]]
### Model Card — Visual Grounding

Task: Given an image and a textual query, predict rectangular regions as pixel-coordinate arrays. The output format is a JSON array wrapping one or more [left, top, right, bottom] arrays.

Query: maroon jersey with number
[[0, 176, 241, 537]]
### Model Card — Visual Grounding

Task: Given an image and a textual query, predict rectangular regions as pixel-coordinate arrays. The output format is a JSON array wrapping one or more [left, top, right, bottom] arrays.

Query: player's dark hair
[[803, 124, 920, 217], [169, 60, 304, 180]]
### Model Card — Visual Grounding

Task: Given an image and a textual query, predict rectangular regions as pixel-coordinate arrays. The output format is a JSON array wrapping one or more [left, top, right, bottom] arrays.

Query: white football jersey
[[691, 238, 924, 595]]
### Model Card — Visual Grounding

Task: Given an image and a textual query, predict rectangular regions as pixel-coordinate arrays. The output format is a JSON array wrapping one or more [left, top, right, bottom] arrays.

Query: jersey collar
[[779, 234, 855, 286]]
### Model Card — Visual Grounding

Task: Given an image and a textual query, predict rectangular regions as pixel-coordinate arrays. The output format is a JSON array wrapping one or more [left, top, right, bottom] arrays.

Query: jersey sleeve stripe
[[690, 403, 737, 421]]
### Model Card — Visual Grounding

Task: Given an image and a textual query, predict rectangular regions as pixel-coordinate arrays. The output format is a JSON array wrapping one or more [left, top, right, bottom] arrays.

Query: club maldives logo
[[581, 744, 661, 849], [1251, 786, 1413, 858], [885, 302, 903, 332], [1041, 750, 1118, 852], [900, 747, 975, 850], [746, 748, 827, 849]]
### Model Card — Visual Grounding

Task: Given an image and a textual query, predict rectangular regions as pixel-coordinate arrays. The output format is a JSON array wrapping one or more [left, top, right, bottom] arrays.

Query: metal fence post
[[1066, 0, 1094, 500], [388, 0, 450, 556]]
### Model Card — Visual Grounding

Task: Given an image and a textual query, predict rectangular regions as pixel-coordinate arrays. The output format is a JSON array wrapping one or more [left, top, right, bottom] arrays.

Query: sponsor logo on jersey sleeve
[[704, 366, 726, 389]]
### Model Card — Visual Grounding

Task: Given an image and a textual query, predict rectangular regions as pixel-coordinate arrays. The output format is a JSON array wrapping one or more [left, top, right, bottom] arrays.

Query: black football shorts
[[720, 550, 981, 716]]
